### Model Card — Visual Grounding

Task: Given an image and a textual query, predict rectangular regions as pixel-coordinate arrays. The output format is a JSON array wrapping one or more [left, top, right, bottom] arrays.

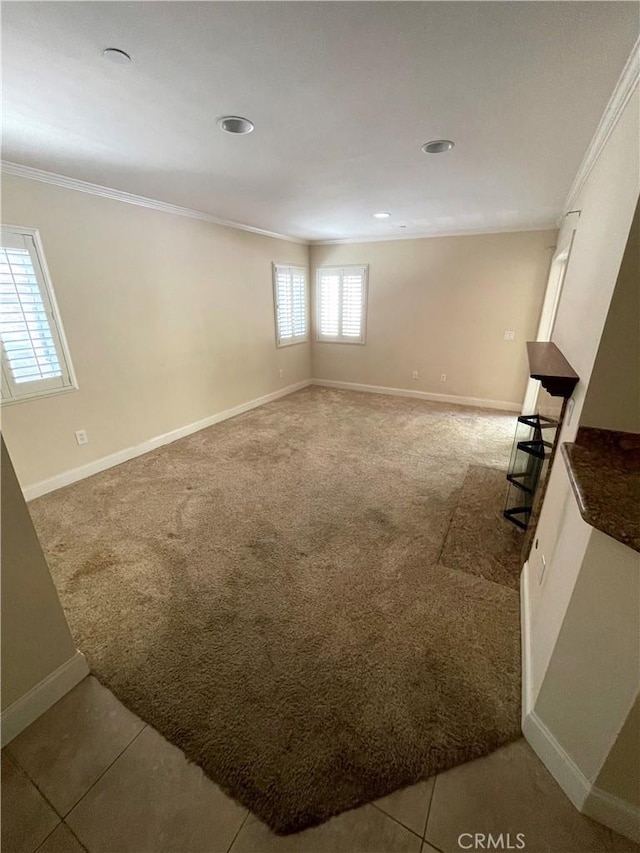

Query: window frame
[[0, 225, 78, 405], [272, 262, 309, 348], [315, 264, 369, 345]]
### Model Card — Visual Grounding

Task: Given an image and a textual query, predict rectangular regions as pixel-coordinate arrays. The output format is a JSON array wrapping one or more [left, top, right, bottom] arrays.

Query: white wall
[[311, 229, 555, 407], [1, 175, 311, 490]]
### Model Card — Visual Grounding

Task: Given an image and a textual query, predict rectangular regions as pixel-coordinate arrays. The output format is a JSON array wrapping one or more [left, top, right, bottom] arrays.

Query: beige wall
[[593, 695, 640, 808], [2, 174, 557, 487], [1, 437, 77, 710], [580, 201, 640, 433], [551, 91, 640, 443], [1, 175, 311, 489], [535, 529, 640, 786], [524, 88, 640, 835], [528, 88, 639, 650], [310, 230, 555, 406]]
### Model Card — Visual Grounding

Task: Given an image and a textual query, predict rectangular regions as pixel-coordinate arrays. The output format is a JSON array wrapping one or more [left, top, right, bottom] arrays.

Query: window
[[272, 264, 308, 347], [0, 226, 76, 403], [316, 265, 368, 344]]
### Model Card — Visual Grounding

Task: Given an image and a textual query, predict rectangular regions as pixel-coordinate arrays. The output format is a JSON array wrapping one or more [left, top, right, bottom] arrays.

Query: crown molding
[[310, 222, 558, 246], [3, 160, 557, 245], [0, 161, 308, 245], [563, 35, 640, 213]]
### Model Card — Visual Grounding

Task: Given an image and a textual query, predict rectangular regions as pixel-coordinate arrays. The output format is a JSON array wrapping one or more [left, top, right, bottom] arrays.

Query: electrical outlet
[[278, 369, 284, 378], [412, 370, 419, 380], [566, 397, 575, 426], [504, 330, 516, 341], [75, 429, 88, 446], [440, 373, 447, 382]]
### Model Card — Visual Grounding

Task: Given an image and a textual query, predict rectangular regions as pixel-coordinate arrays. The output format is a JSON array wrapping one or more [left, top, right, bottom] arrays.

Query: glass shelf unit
[[504, 414, 558, 530]]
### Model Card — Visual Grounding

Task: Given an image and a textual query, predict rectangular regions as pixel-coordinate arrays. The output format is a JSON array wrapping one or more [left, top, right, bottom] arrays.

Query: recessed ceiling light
[[103, 48, 131, 65], [422, 139, 455, 154], [373, 212, 391, 219], [218, 116, 255, 135]]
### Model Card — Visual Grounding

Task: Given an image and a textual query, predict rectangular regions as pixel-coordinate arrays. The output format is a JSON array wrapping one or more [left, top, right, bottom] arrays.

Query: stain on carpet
[[29, 387, 522, 834]]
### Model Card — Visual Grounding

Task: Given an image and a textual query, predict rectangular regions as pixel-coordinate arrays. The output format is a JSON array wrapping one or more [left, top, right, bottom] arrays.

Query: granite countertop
[[562, 427, 640, 553]]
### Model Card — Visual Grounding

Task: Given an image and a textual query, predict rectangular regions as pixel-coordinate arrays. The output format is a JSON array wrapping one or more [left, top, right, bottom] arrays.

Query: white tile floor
[[2, 676, 638, 853]]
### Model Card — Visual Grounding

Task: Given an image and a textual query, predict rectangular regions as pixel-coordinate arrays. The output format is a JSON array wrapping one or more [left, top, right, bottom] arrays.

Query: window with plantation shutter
[[0, 226, 77, 403], [316, 265, 368, 344], [272, 264, 308, 347]]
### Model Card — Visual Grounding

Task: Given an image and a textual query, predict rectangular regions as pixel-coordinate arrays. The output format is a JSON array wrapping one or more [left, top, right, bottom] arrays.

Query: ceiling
[[2, 2, 638, 242]]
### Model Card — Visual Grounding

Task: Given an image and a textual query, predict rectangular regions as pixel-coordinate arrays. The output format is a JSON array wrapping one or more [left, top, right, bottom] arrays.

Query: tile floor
[[2, 676, 638, 853]]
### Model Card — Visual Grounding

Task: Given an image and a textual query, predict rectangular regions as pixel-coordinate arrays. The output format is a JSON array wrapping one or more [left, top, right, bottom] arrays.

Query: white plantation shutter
[[275, 266, 294, 340], [0, 227, 76, 402], [318, 270, 340, 338], [341, 270, 365, 339], [316, 266, 368, 343], [291, 267, 306, 338], [273, 264, 308, 346]]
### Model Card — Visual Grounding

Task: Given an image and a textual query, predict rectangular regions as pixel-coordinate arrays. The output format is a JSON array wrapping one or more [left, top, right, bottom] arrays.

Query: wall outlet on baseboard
[[412, 370, 419, 380], [278, 369, 284, 378], [440, 373, 447, 382], [75, 429, 88, 446]]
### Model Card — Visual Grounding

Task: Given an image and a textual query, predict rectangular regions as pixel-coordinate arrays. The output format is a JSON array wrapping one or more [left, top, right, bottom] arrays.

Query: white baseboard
[[1, 651, 89, 746], [311, 378, 521, 412], [523, 706, 640, 843], [522, 702, 592, 813], [584, 783, 640, 844], [521, 563, 640, 843], [23, 380, 311, 500]]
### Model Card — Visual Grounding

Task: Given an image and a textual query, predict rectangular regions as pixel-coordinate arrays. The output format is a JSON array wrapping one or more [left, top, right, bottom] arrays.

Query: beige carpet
[[439, 464, 524, 589], [29, 387, 523, 834]]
